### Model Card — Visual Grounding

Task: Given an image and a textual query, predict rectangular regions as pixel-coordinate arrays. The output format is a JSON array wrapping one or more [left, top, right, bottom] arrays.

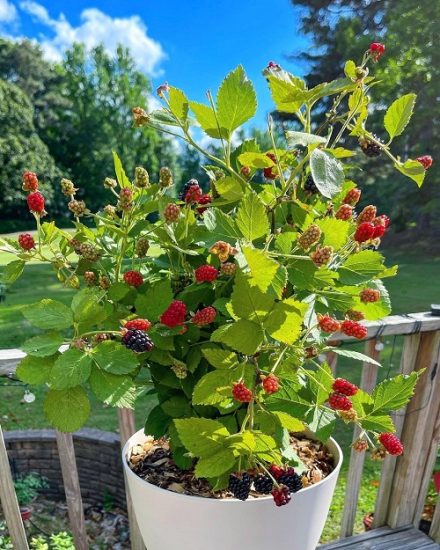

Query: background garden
[[0, 0, 439, 546]]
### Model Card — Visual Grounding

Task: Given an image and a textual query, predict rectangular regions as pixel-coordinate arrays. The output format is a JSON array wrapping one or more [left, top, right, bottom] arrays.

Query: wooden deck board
[[319, 526, 440, 549]]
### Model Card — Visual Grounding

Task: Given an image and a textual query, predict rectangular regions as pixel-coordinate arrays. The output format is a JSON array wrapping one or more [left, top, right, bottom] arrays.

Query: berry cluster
[[272, 485, 291, 507], [22, 171, 39, 192], [232, 382, 253, 402], [191, 306, 217, 326], [304, 174, 318, 194], [68, 199, 88, 217], [123, 270, 144, 288], [135, 237, 150, 258], [378, 433, 404, 456], [416, 155, 433, 170], [181, 179, 202, 202], [333, 378, 358, 396], [122, 329, 154, 352], [79, 243, 100, 262], [369, 42, 385, 62], [125, 318, 152, 331], [318, 314, 341, 333], [228, 473, 252, 501], [341, 320, 368, 339], [164, 203, 181, 223], [355, 222, 375, 243], [118, 188, 133, 211], [298, 224, 321, 250], [134, 166, 150, 188], [310, 245, 333, 267], [262, 374, 280, 395], [360, 288, 381, 303], [359, 136, 382, 157], [346, 309, 365, 321], [343, 188, 361, 205], [254, 474, 273, 494], [352, 439, 369, 453], [220, 262, 236, 276], [160, 300, 187, 328], [60, 178, 77, 196], [328, 392, 352, 411], [357, 205, 377, 224], [263, 153, 278, 180], [84, 271, 97, 286], [27, 192, 46, 215], [335, 204, 353, 221], [159, 166, 173, 187], [195, 264, 218, 283], [18, 233, 35, 251]]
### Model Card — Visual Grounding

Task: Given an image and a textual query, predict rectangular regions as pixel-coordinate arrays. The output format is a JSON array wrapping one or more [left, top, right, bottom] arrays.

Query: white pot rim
[[122, 429, 343, 504]]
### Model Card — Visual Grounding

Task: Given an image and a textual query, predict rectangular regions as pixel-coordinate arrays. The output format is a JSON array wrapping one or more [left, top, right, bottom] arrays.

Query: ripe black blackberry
[[179, 178, 199, 200], [229, 473, 252, 501], [278, 469, 303, 493], [253, 473, 273, 494], [304, 175, 319, 194], [359, 137, 382, 157], [122, 330, 154, 352], [171, 273, 193, 294]]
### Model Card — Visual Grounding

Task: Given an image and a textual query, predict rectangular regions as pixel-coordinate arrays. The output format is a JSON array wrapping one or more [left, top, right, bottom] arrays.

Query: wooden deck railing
[[0, 311, 440, 548]]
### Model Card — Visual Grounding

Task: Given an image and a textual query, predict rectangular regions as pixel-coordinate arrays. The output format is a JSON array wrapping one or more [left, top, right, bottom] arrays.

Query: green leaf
[[203, 208, 240, 244], [22, 332, 64, 357], [16, 355, 56, 385], [107, 282, 130, 301], [168, 87, 189, 122], [327, 348, 382, 367], [229, 273, 274, 322], [384, 93, 416, 140], [338, 250, 385, 285], [316, 218, 350, 250], [92, 340, 139, 374], [285, 131, 326, 147], [264, 298, 306, 345], [351, 280, 392, 320], [201, 346, 239, 369], [195, 448, 236, 478], [2, 260, 25, 284], [395, 159, 426, 187], [237, 152, 274, 168], [307, 407, 336, 440], [135, 279, 173, 320], [236, 191, 269, 241], [49, 348, 92, 390], [360, 414, 395, 433], [174, 418, 230, 457], [145, 405, 170, 438], [112, 150, 131, 188], [161, 395, 192, 418], [267, 74, 307, 113], [193, 370, 236, 405], [273, 411, 305, 432], [310, 149, 344, 198], [371, 372, 420, 413], [211, 320, 264, 355], [190, 101, 223, 139], [44, 386, 91, 432], [242, 247, 279, 292], [215, 175, 245, 201], [71, 288, 106, 326], [22, 299, 73, 330], [89, 368, 137, 408], [344, 60, 357, 79], [216, 65, 257, 136]]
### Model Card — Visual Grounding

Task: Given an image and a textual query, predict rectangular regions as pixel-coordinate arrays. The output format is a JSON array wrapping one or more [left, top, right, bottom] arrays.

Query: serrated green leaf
[[316, 217, 350, 250], [203, 208, 240, 245], [193, 370, 236, 405], [267, 74, 307, 113], [327, 348, 382, 367], [22, 299, 73, 330], [44, 386, 91, 432], [135, 279, 173, 320], [168, 87, 189, 122], [145, 405, 170, 438], [22, 332, 64, 357], [242, 247, 279, 292], [273, 411, 305, 432], [2, 260, 25, 284], [236, 191, 269, 241], [237, 152, 274, 168], [264, 298, 306, 345], [49, 348, 92, 390], [92, 340, 139, 374], [71, 288, 107, 327], [360, 415, 395, 433], [215, 175, 245, 201], [195, 448, 236, 478], [384, 93, 416, 140], [161, 395, 192, 417], [351, 280, 391, 320], [112, 150, 131, 188], [201, 346, 239, 369], [89, 368, 137, 408], [395, 159, 426, 187], [307, 407, 336, 440], [344, 60, 357, 79], [190, 101, 223, 139], [174, 418, 230, 457], [229, 273, 274, 322], [371, 372, 420, 413], [107, 282, 130, 301], [310, 149, 344, 198], [285, 131, 326, 147], [16, 355, 56, 385], [338, 250, 385, 285], [211, 320, 264, 355], [216, 65, 257, 136]]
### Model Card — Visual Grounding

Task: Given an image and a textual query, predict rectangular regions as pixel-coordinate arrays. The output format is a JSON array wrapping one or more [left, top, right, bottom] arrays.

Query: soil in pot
[[127, 433, 335, 499]]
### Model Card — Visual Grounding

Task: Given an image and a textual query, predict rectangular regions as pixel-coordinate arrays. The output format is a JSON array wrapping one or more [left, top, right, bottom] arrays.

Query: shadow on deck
[[320, 526, 440, 549]]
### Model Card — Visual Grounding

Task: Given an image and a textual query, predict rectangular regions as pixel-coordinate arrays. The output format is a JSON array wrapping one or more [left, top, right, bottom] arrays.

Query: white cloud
[[0, 0, 17, 23], [18, 1, 165, 75]]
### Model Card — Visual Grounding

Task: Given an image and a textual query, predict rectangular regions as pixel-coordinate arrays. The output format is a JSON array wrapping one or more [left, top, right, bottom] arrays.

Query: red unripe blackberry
[[220, 262, 236, 276], [118, 187, 133, 210], [310, 245, 333, 267], [333, 378, 358, 396], [27, 192, 45, 214], [124, 318, 152, 331], [263, 153, 278, 180], [355, 222, 375, 242], [360, 288, 381, 303], [123, 270, 144, 287], [191, 306, 217, 326], [196, 194, 212, 214], [335, 204, 353, 220], [22, 171, 39, 192], [341, 320, 368, 339], [18, 233, 35, 250], [160, 300, 187, 328], [184, 183, 203, 203], [353, 439, 369, 453], [254, 474, 273, 494], [318, 314, 341, 333], [232, 381, 253, 403], [229, 473, 252, 501], [262, 373, 280, 395], [269, 464, 284, 480], [343, 188, 361, 206], [416, 155, 433, 170], [164, 203, 180, 223], [272, 485, 291, 507], [369, 42, 385, 62], [372, 223, 386, 239], [378, 433, 404, 456], [357, 205, 377, 224], [194, 264, 218, 283], [328, 392, 352, 411], [122, 329, 154, 352]]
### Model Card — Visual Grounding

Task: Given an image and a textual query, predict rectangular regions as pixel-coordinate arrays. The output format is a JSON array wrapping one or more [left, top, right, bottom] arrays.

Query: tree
[[0, 79, 58, 227], [290, 0, 439, 234]]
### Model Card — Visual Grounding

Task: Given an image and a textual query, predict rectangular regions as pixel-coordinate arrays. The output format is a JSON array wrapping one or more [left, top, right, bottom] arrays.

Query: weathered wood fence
[[0, 311, 440, 548]]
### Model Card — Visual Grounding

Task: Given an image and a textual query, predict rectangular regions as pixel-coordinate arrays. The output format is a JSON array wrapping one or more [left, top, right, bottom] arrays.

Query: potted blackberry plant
[[1, 42, 432, 550]]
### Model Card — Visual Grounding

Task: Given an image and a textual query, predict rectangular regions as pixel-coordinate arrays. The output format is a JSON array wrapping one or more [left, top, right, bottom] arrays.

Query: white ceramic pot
[[122, 429, 343, 550]]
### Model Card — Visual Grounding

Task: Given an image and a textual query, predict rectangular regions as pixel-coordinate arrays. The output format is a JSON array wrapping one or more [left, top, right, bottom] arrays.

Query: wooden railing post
[[55, 431, 88, 550], [387, 330, 440, 528], [373, 333, 421, 527], [0, 424, 29, 549], [118, 408, 145, 550], [340, 339, 380, 538]]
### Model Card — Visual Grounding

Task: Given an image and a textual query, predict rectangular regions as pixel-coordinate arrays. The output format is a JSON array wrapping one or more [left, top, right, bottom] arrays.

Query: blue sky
[[0, 0, 311, 124]]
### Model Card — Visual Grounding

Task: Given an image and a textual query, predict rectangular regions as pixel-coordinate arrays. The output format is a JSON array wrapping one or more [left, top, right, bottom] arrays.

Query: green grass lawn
[[1, 235, 439, 543]]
